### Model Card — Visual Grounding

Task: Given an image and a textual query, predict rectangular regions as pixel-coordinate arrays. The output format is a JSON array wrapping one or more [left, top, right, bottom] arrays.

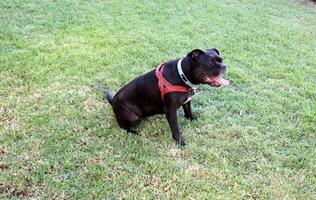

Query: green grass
[[1, 0, 315, 199]]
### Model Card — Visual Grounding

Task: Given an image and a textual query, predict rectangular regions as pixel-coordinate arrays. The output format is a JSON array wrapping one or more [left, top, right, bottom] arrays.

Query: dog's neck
[[179, 57, 199, 85]]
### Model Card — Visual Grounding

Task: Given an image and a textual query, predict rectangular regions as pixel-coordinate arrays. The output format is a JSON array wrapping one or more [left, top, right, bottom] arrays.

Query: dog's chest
[[183, 96, 192, 104], [182, 90, 195, 105]]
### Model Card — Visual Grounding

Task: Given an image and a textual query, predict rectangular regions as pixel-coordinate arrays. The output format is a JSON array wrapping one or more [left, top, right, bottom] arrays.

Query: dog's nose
[[221, 64, 227, 73]]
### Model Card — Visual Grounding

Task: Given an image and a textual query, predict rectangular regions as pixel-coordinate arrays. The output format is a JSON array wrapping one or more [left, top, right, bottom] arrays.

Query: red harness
[[155, 62, 192, 101]]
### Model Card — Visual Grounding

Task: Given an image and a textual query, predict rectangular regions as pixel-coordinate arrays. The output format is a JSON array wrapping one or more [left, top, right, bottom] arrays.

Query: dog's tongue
[[209, 76, 229, 86]]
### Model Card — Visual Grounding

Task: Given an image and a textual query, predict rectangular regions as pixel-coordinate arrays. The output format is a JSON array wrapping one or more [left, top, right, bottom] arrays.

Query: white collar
[[177, 58, 196, 90]]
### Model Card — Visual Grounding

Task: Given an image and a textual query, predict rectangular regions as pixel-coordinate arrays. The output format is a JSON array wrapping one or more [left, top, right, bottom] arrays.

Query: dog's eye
[[215, 57, 223, 63], [209, 63, 215, 68], [211, 56, 223, 63]]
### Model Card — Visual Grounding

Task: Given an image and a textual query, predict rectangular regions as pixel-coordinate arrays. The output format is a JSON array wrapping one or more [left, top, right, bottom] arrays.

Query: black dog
[[105, 48, 229, 146]]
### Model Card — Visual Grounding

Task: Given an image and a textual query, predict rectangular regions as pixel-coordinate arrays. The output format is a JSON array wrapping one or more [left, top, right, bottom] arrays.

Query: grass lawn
[[1, 0, 315, 199]]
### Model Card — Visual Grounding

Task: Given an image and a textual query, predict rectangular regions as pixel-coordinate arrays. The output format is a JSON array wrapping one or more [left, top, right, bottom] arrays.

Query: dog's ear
[[206, 48, 220, 56], [187, 49, 205, 59]]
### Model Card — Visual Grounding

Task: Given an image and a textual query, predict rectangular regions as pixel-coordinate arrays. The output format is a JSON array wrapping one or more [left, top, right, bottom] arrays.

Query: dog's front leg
[[164, 107, 185, 146], [182, 101, 196, 120]]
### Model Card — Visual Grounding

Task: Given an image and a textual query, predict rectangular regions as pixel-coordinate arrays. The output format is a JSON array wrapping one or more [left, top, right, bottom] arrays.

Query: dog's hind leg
[[117, 119, 139, 134], [117, 118, 141, 134], [114, 109, 141, 134]]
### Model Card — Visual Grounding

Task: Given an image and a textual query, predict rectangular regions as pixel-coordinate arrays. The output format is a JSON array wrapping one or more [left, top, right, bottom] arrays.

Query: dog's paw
[[176, 137, 186, 146], [127, 128, 138, 135], [185, 114, 197, 121]]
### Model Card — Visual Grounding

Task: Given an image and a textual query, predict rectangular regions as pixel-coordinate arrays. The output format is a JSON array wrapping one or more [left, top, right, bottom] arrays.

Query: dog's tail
[[92, 81, 113, 105], [103, 87, 113, 105]]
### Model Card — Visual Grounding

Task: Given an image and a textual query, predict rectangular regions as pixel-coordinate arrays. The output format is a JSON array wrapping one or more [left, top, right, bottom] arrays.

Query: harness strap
[[155, 62, 191, 101]]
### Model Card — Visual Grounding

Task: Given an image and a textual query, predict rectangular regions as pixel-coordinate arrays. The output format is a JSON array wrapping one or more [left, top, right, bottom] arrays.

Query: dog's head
[[187, 48, 229, 87]]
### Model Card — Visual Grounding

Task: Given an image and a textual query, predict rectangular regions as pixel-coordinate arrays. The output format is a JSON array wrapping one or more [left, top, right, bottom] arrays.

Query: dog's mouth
[[203, 75, 229, 87]]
